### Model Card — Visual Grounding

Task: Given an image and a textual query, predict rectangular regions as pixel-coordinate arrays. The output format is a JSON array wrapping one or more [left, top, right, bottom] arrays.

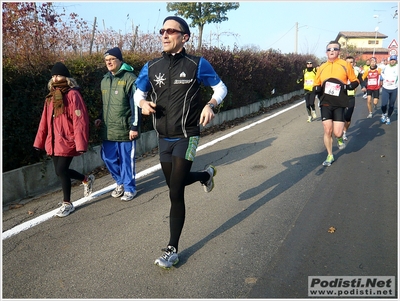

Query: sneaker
[[55, 202, 75, 217], [367, 112, 373, 118], [322, 155, 335, 167], [83, 174, 95, 197], [342, 132, 348, 141], [307, 116, 312, 123], [111, 184, 124, 198], [311, 110, 317, 119], [337, 137, 346, 150], [121, 191, 137, 201], [202, 165, 217, 193], [154, 246, 179, 269], [381, 114, 387, 123], [386, 117, 391, 125]]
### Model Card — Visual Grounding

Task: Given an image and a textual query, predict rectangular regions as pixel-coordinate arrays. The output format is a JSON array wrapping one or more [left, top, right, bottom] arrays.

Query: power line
[[267, 23, 296, 49]]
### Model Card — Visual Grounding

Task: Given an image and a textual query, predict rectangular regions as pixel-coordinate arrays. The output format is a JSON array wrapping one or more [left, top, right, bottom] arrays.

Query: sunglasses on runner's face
[[326, 47, 340, 52], [159, 28, 184, 35]]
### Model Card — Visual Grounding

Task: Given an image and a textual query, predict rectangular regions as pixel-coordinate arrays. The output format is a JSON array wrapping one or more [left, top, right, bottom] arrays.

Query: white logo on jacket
[[154, 73, 166, 87]]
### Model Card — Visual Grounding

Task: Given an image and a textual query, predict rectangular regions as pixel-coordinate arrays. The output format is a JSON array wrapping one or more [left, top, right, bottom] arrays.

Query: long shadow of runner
[[178, 149, 328, 266], [341, 115, 386, 154]]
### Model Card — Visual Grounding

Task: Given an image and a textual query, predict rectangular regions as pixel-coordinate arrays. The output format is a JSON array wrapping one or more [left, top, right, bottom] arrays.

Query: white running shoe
[[83, 174, 95, 197], [55, 202, 75, 217], [311, 110, 317, 119], [111, 184, 124, 198], [154, 246, 179, 269], [202, 165, 216, 193], [121, 191, 137, 201]]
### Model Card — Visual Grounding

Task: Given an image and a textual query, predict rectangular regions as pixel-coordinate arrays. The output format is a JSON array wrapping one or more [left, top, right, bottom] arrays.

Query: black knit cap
[[104, 47, 123, 61], [163, 16, 191, 37], [51, 62, 70, 77]]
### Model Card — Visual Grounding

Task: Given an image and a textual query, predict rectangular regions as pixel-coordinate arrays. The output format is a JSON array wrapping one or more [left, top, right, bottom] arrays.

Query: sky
[[55, 1, 399, 58]]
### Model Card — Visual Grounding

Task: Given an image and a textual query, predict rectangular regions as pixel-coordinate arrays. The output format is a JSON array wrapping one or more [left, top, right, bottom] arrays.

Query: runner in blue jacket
[[134, 16, 227, 269]]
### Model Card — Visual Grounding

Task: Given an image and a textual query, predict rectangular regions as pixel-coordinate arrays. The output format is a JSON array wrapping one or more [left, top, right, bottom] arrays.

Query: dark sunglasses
[[159, 28, 184, 35], [326, 47, 340, 52]]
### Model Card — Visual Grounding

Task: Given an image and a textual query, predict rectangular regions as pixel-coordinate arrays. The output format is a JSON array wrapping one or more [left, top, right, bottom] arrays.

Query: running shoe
[[202, 165, 216, 193], [342, 132, 348, 141], [337, 137, 346, 150], [111, 184, 124, 198], [386, 117, 391, 125], [83, 174, 95, 197], [154, 246, 179, 269], [121, 191, 137, 201], [307, 116, 312, 123], [55, 202, 75, 217], [367, 112, 373, 118], [322, 155, 335, 167], [311, 111, 317, 119], [380, 114, 387, 123]]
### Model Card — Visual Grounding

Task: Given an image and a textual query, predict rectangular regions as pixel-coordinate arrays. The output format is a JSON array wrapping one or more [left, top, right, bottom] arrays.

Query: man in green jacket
[[95, 47, 140, 201]]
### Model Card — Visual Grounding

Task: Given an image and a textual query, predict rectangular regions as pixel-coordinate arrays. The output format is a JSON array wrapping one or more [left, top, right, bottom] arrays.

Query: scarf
[[45, 80, 70, 117]]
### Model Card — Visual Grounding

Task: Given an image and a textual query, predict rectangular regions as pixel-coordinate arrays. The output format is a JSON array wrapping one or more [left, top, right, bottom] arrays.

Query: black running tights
[[161, 156, 209, 252], [305, 91, 316, 114], [52, 156, 85, 202]]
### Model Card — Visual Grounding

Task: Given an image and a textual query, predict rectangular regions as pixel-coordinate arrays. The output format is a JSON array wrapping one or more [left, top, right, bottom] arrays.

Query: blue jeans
[[381, 87, 398, 117]]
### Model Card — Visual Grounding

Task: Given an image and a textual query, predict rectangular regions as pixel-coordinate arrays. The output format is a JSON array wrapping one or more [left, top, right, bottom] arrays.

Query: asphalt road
[[2, 95, 397, 299]]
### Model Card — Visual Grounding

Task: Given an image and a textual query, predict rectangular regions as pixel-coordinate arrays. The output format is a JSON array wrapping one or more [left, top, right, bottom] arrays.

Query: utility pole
[[295, 22, 298, 53], [89, 17, 97, 55], [373, 26, 379, 57], [295, 22, 308, 54]]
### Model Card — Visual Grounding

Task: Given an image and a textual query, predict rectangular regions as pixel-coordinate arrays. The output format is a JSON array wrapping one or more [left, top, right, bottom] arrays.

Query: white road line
[[2, 101, 304, 240]]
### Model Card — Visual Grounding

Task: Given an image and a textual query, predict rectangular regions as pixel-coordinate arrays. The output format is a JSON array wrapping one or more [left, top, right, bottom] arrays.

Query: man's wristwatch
[[207, 102, 216, 112]]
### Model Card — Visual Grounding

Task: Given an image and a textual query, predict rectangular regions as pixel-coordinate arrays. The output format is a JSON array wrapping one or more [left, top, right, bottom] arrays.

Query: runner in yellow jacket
[[297, 61, 318, 122]]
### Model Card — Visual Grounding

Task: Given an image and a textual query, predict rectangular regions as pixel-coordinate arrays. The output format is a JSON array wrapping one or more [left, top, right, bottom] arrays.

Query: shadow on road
[[177, 137, 328, 266]]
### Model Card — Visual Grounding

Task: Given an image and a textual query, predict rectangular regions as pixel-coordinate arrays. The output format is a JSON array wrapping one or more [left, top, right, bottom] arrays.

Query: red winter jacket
[[34, 88, 89, 157]]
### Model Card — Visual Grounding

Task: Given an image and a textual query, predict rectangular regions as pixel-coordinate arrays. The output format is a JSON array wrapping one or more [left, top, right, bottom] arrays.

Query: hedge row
[[2, 47, 315, 172]]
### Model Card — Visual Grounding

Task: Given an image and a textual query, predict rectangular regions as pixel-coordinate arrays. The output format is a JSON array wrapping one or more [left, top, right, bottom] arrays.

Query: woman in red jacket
[[34, 62, 94, 217]]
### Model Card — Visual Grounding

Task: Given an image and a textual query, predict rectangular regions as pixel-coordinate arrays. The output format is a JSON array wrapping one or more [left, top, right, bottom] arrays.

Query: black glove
[[314, 85, 322, 97], [344, 84, 354, 91], [344, 80, 359, 91]]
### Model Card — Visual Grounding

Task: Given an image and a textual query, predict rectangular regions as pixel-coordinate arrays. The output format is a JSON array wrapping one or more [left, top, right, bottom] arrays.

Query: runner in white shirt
[[380, 55, 398, 125]]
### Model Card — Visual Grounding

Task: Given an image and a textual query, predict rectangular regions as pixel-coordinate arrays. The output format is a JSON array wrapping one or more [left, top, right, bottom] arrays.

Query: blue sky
[[56, 1, 398, 58]]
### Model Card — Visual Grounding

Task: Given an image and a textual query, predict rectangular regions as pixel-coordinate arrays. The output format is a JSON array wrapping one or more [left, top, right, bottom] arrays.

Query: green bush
[[2, 48, 316, 172]]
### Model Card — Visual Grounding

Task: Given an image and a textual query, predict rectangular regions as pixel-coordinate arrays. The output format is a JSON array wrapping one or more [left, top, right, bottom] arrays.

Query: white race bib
[[384, 80, 395, 86], [324, 81, 341, 96]]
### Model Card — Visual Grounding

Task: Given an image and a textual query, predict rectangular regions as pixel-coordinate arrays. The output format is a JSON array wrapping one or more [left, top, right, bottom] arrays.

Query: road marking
[[2, 101, 304, 240]]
